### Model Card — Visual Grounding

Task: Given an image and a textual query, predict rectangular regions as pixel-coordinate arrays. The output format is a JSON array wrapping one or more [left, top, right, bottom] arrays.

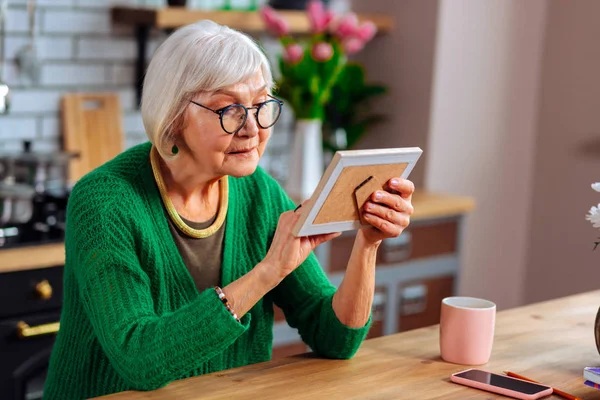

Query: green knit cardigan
[[43, 142, 371, 400]]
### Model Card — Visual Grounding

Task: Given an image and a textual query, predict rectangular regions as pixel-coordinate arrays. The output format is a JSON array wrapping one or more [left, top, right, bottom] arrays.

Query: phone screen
[[454, 370, 549, 395]]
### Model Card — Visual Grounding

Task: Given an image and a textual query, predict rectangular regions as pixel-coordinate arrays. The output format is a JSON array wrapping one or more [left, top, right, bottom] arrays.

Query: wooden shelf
[[111, 6, 395, 33]]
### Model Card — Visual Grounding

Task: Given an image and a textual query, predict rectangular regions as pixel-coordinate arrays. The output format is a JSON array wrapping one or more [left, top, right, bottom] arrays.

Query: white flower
[[592, 182, 600, 192], [587, 204, 600, 228]]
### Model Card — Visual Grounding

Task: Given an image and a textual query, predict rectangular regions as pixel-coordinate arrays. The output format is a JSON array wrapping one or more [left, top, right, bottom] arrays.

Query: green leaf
[[321, 60, 389, 150], [310, 75, 320, 96]]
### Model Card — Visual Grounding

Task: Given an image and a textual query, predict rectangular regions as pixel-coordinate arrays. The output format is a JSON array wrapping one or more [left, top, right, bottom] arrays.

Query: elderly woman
[[43, 20, 414, 400]]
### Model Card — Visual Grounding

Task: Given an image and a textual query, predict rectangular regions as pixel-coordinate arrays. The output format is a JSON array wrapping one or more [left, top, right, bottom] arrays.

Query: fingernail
[[365, 203, 372, 211], [375, 192, 382, 200], [391, 179, 399, 186]]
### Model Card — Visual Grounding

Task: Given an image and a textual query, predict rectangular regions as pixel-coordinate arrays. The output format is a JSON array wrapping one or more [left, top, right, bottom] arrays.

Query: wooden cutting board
[[61, 93, 124, 183]]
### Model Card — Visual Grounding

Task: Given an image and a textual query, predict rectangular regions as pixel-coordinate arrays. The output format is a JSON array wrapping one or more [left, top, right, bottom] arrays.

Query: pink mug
[[439, 296, 496, 365]]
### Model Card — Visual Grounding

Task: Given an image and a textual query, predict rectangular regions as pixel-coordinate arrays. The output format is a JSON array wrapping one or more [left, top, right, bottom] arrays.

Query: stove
[[0, 190, 69, 249]]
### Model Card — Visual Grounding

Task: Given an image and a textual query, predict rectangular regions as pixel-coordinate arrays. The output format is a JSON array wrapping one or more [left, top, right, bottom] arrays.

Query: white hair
[[141, 20, 274, 157]]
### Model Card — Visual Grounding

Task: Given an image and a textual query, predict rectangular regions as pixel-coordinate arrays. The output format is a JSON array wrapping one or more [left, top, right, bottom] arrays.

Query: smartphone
[[450, 369, 553, 399]]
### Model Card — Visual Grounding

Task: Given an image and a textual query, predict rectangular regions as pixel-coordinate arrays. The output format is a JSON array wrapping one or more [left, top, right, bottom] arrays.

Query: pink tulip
[[260, 6, 278, 25], [260, 6, 290, 37], [333, 12, 359, 40], [283, 43, 304, 64], [324, 10, 335, 30], [272, 18, 290, 37], [356, 21, 377, 42], [307, 0, 328, 33], [311, 42, 333, 62], [342, 37, 364, 55]]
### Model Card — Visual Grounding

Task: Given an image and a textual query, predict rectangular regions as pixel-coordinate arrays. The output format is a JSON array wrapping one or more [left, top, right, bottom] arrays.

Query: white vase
[[285, 119, 324, 204]]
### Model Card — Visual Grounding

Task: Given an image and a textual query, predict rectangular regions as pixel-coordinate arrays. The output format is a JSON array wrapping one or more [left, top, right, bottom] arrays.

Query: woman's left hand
[[360, 177, 415, 246]]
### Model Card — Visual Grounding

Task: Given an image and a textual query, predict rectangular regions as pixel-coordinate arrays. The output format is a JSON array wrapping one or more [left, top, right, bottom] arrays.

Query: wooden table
[[97, 290, 600, 399]]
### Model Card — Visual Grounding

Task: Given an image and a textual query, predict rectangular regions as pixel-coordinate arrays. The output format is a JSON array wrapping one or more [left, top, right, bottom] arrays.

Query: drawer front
[[328, 220, 458, 272], [0, 310, 61, 399], [398, 275, 455, 332], [0, 267, 64, 319]]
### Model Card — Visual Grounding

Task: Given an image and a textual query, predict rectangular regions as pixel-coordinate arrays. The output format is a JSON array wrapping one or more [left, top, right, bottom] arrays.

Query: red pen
[[503, 371, 582, 400]]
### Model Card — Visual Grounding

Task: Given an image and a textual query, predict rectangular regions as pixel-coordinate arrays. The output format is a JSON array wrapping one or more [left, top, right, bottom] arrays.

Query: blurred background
[[1, 0, 600, 398]]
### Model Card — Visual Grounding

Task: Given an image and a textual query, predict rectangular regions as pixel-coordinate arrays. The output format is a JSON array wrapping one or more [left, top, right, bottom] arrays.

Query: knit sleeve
[[66, 175, 250, 390], [259, 170, 371, 359]]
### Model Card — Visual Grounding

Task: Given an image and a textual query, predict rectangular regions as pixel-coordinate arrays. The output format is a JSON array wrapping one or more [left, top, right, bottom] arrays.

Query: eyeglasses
[[189, 95, 284, 135]]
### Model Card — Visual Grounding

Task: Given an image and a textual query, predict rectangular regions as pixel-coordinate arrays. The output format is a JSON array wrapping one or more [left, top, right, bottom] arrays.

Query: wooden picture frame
[[292, 147, 423, 237]]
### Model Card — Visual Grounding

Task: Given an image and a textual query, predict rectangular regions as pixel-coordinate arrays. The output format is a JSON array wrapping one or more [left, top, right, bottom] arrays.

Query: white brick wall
[[11, 0, 75, 5], [0, 0, 295, 180], [43, 10, 111, 34], [0, 117, 37, 140], [76, 0, 138, 7], [108, 64, 134, 86], [9, 90, 64, 114], [41, 116, 60, 139], [42, 64, 106, 86], [76, 38, 136, 60], [6, 37, 73, 61], [122, 110, 142, 128]]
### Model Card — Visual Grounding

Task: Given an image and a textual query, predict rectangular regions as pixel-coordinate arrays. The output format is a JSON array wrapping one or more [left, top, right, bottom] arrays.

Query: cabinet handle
[[399, 284, 428, 316], [35, 279, 53, 300], [16, 321, 60, 339], [381, 231, 412, 263]]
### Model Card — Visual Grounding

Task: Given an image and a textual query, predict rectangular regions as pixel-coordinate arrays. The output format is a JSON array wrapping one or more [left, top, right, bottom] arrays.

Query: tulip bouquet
[[260, 0, 378, 120]]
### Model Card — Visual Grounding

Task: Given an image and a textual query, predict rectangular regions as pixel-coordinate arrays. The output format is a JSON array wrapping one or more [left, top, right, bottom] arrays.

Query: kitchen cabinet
[[0, 266, 63, 400], [398, 275, 454, 332], [366, 286, 387, 339], [327, 220, 459, 273]]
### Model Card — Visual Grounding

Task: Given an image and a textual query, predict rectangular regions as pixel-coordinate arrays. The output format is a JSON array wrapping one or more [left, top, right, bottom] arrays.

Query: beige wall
[[353, 0, 600, 309], [525, 0, 600, 304], [350, 0, 440, 188], [424, 0, 547, 310]]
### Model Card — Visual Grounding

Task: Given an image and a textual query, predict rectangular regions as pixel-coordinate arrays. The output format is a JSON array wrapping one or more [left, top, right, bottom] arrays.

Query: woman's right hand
[[263, 206, 341, 283]]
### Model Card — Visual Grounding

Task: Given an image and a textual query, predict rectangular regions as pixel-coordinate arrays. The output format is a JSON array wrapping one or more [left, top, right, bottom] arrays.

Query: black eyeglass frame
[[189, 94, 284, 135]]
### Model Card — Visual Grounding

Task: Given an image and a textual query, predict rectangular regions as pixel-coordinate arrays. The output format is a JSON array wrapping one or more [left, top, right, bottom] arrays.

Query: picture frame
[[292, 147, 423, 237]]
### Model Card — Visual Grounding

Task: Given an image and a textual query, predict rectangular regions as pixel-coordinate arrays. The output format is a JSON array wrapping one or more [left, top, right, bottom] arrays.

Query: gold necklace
[[150, 146, 228, 238]]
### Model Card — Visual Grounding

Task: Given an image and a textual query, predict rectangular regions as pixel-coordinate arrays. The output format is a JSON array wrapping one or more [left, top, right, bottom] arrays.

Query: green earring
[[171, 145, 179, 155]]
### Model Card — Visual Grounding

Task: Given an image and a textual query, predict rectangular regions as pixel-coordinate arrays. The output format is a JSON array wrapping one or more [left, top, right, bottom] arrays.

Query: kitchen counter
[[411, 190, 475, 221], [95, 290, 600, 399], [0, 192, 475, 274], [0, 243, 65, 273]]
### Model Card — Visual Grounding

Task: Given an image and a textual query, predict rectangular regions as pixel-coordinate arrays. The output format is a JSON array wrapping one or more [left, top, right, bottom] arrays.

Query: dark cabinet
[[0, 311, 60, 400], [0, 267, 63, 319], [0, 267, 63, 400]]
